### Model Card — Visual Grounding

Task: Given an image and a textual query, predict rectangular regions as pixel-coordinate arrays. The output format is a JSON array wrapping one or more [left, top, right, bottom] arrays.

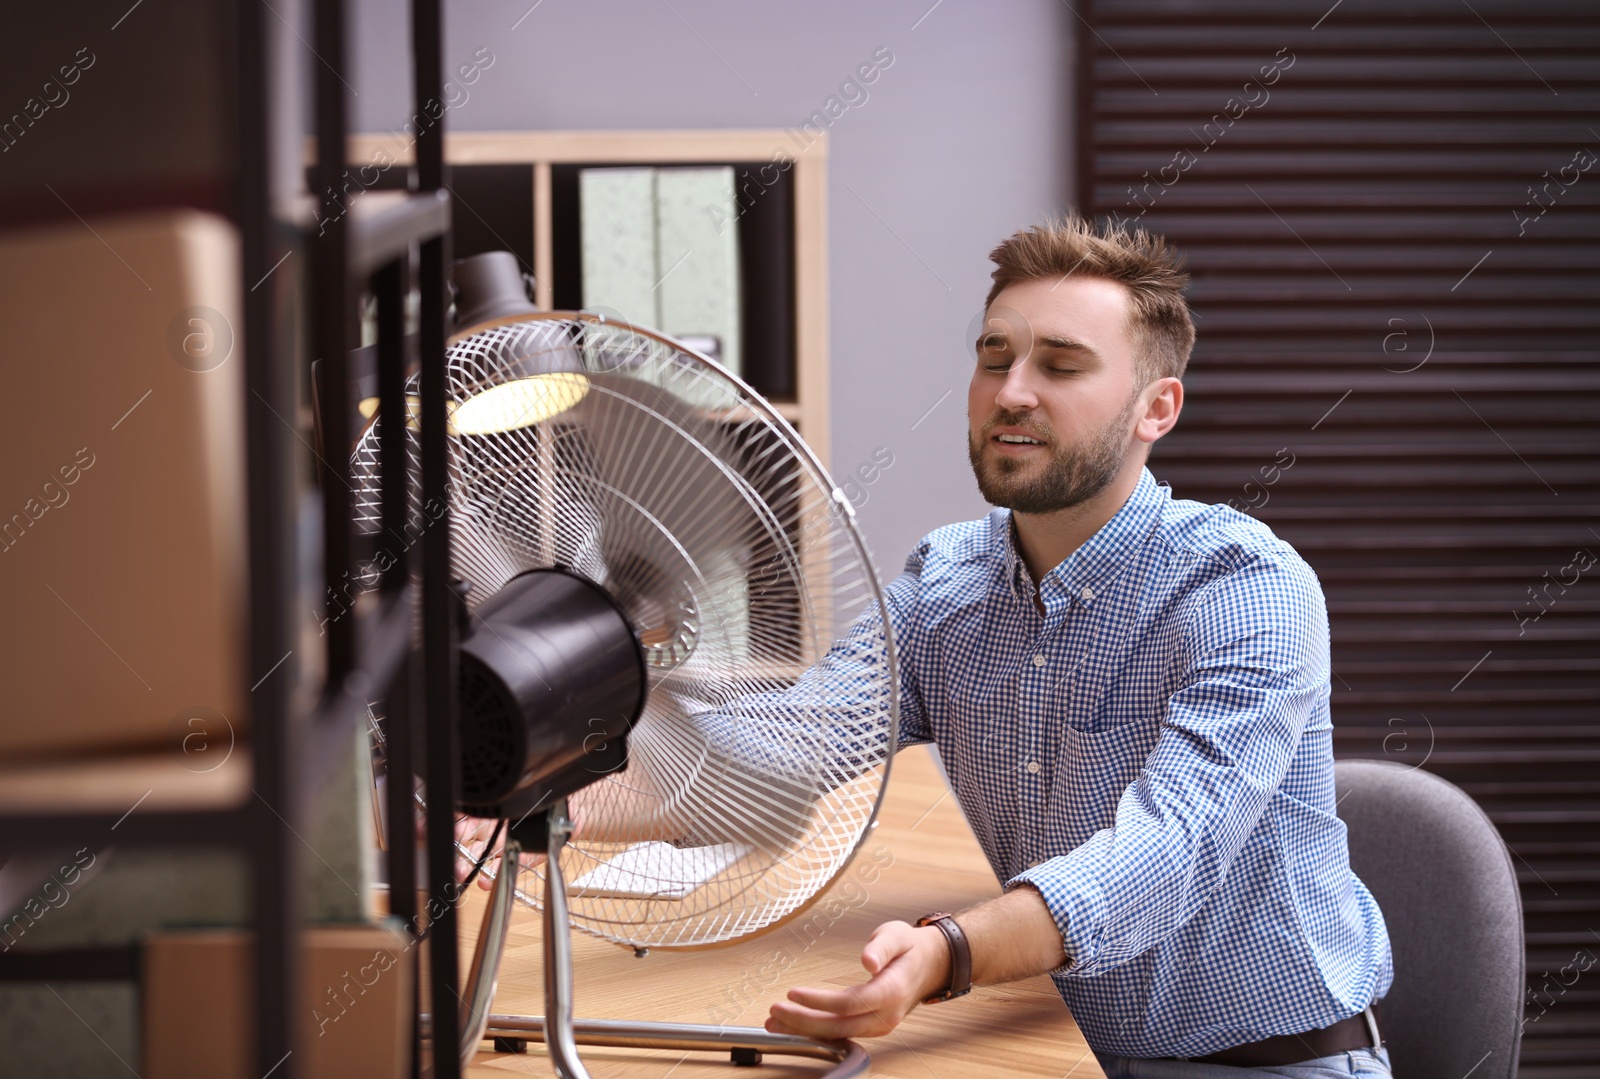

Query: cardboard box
[[0, 210, 247, 759], [142, 924, 411, 1078]]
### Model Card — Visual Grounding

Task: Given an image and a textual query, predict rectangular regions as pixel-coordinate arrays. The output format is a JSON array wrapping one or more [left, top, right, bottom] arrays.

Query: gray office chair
[[1335, 759, 1525, 1079]]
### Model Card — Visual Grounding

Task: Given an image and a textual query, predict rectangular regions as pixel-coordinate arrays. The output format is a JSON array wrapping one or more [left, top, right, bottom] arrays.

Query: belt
[[1184, 1004, 1382, 1068]]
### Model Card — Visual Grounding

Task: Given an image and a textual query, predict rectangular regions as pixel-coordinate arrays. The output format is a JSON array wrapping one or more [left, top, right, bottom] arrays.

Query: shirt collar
[[993, 467, 1169, 606]]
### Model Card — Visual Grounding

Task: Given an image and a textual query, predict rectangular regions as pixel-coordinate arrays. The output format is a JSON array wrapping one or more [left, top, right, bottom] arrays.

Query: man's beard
[[967, 396, 1139, 514]]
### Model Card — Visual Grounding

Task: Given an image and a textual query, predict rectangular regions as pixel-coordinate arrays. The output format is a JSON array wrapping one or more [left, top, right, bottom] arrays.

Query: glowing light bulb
[[358, 394, 423, 430], [450, 372, 590, 435]]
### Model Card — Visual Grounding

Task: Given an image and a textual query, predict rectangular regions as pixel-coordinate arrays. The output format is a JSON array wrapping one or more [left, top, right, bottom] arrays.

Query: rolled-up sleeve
[[1007, 553, 1331, 978]]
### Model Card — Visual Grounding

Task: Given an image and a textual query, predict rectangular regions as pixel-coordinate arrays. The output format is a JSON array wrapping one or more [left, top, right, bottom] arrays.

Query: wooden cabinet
[[344, 129, 831, 467]]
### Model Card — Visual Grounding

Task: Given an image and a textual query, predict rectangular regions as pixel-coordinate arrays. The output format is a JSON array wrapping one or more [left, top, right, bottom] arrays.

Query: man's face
[[966, 275, 1145, 514]]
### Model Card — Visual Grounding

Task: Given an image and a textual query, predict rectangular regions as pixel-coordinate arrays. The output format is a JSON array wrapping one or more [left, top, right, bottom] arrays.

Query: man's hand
[[453, 816, 550, 890], [766, 886, 1067, 1041], [765, 921, 951, 1040]]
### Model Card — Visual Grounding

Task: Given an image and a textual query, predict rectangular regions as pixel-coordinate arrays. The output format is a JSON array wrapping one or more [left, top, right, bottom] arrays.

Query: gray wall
[[351, 0, 1075, 580]]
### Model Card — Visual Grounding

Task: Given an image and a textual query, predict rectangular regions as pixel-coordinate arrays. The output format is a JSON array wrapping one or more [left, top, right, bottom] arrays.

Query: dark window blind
[[1078, 2, 1600, 1072]]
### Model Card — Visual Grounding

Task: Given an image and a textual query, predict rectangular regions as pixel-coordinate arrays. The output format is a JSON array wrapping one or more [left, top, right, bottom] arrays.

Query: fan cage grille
[[350, 315, 898, 949]]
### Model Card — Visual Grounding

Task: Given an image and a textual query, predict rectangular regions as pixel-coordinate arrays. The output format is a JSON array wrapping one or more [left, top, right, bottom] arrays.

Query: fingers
[[767, 970, 916, 1040], [765, 921, 939, 1041], [455, 853, 482, 883], [475, 848, 548, 890], [766, 999, 901, 1040], [454, 816, 502, 885], [785, 983, 899, 1015], [456, 817, 551, 890], [452, 816, 562, 892]]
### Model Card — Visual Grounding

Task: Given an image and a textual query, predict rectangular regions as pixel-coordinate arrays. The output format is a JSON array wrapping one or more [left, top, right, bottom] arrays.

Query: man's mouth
[[988, 424, 1050, 452]]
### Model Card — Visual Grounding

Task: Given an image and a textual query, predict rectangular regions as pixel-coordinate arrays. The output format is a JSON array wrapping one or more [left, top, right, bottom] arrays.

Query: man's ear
[[1135, 378, 1183, 445]]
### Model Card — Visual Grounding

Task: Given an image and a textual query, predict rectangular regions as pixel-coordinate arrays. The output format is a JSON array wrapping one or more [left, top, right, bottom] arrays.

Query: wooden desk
[[459, 745, 1104, 1078]]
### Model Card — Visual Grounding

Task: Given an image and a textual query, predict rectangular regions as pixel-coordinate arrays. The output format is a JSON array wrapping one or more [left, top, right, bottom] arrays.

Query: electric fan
[[349, 252, 899, 1077]]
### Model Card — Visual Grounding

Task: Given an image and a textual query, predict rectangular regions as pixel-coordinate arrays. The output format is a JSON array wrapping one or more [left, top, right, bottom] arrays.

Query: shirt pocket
[[1069, 692, 1166, 735], [1065, 637, 1186, 736], [1044, 720, 1162, 850]]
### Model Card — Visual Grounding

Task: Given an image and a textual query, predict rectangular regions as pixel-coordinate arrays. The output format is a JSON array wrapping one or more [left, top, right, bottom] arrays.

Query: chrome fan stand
[[460, 799, 870, 1078], [458, 835, 519, 1061]]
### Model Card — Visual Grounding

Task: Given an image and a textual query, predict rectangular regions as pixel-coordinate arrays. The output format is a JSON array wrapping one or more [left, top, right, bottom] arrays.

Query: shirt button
[[1081, 586, 1096, 601], [1032, 654, 1046, 667], [1026, 760, 1042, 774]]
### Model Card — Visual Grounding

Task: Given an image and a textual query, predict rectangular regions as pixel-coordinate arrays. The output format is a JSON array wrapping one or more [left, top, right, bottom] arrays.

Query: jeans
[[1094, 1046, 1392, 1079]]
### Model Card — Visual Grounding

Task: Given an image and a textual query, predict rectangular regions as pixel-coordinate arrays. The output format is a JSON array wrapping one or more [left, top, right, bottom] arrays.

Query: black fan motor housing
[[456, 568, 646, 820]]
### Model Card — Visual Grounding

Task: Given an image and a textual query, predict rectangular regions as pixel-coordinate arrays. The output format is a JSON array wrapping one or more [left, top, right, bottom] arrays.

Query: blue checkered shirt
[[860, 467, 1390, 1057]]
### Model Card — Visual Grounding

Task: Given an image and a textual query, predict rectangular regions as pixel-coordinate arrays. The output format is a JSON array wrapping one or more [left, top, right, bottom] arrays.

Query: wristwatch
[[915, 912, 973, 1004]]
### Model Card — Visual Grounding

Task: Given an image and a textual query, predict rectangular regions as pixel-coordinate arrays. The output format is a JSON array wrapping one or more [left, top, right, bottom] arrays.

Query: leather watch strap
[[915, 912, 972, 1004]]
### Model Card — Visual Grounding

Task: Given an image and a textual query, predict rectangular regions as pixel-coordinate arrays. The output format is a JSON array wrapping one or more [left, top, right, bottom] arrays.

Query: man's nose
[[994, 361, 1040, 411]]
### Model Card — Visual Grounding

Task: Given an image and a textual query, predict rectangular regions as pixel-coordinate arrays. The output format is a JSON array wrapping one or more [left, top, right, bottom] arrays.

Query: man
[[764, 216, 1394, 1076]]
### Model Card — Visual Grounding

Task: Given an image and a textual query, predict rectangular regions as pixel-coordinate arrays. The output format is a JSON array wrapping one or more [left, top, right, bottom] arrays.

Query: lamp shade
[[451, 251, 538, 334], [449, 252, 590, 433]]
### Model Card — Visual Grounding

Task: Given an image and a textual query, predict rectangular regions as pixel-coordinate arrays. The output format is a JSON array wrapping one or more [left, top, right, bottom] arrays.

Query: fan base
[[454, 801, 870, 1079], [478, 1014, 867, 1077]]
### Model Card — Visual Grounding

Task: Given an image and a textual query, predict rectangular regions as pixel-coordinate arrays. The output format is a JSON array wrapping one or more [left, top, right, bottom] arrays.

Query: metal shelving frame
[[0, 2, 460, 1077]]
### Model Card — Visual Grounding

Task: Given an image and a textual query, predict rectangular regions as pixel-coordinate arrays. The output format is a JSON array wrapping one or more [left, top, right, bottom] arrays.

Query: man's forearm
[[958, 883, 1068, 985], [767, 884, 1070, 1039]]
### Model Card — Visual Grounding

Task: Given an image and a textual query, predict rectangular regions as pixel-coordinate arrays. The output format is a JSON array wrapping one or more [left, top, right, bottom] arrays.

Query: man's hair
[[984, 215, 1196, 387]]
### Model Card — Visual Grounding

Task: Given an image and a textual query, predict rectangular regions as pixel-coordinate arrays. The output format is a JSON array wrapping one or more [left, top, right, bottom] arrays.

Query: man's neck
[[1012, 458, 1146, 588]]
